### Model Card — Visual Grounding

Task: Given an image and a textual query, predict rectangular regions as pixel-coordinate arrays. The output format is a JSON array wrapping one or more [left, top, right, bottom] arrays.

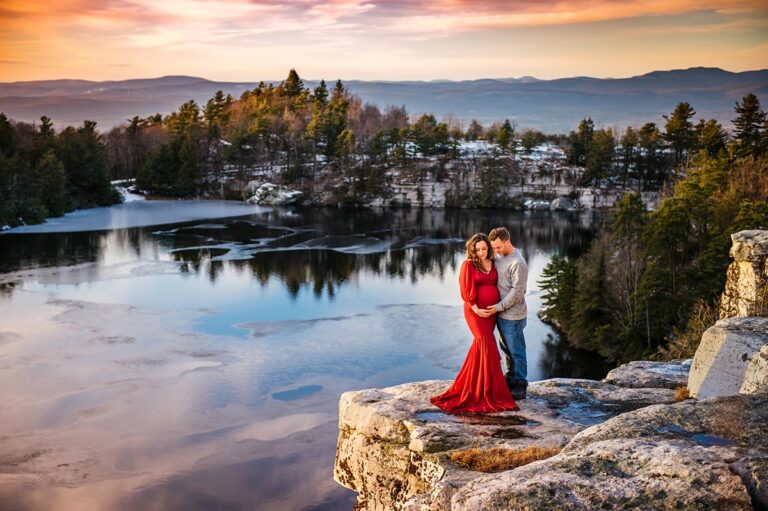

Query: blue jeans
[[497, 317, 527, 383]]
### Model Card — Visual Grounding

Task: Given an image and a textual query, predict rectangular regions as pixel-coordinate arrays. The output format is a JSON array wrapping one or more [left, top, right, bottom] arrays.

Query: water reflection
[[0, 207, 609, 379], [0, 206, 609, 511]]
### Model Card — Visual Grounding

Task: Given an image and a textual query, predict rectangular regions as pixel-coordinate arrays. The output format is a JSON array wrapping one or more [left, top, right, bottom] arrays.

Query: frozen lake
[[0, 204, 610, 510]]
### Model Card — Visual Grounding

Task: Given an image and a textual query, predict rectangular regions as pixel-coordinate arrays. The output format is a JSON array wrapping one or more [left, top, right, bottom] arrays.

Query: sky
[[1, 0, 767, 82]]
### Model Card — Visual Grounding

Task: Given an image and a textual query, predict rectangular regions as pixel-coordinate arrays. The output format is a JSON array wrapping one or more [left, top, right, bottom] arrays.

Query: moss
[[674, 386, 692, 402], [450, 445, 561, 473]]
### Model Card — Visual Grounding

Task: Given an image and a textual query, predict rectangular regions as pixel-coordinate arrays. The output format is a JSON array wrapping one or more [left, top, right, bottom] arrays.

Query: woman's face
[[474, 240, 490, 261]]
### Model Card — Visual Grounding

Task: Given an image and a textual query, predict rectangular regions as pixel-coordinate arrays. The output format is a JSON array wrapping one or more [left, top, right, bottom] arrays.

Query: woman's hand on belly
[[471, 304, 494, 318]]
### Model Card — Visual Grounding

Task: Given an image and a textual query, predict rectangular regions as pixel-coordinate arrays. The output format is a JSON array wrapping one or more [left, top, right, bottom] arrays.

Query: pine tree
[[583, 128, 615, 184], [663, 102, 696, 168], [539, 254, 578, 328], [637, 122, 664, 187], [695, 119, 727, 157], [620, 127, 638, 187], [570, 233, 612, 353], [313, 80, 328, 105], [36, 150, 70, 216], [282, 69, 304, 98], [732, 93, 765, 157], [326, 81, 349, 158], [0, 113, 16, 157], [566, 118, 594, 165], [496, 119, 514, 151], [175, 134, 199, 196]]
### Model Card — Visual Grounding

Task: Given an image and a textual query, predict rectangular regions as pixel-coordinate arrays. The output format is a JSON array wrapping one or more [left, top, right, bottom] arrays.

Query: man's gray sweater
[[493, 249, 528, 320]]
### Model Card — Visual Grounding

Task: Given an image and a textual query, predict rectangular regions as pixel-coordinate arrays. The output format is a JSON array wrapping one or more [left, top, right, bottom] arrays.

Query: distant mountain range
[[1, 67, 766, 133]]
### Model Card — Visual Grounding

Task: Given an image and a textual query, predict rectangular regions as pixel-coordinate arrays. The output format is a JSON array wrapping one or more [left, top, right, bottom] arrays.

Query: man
[[486, 227, 529, 400]]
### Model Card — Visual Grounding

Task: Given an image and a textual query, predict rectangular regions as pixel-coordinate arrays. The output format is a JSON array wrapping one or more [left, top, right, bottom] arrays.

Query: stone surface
[[334, 378, 676, 511], [742, 344, 768, 395], [550, 196, 578, 211], [720, 229, 768, 319], [452, 395, 768, 510], [688, 316, 768, 399], [602, 359, 690, 389], [244, 182, 303, 205]]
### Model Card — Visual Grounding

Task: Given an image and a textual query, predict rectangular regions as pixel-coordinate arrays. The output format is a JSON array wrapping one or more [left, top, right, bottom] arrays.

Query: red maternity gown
[[430, 260, 519, 413]]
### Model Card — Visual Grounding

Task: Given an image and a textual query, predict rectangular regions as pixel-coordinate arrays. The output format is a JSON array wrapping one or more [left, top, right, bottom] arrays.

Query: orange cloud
[[0, 0, 766, 81]]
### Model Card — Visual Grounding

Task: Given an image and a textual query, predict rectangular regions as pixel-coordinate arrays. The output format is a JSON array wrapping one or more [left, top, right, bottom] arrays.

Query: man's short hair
[[489, 227, 510, 242]]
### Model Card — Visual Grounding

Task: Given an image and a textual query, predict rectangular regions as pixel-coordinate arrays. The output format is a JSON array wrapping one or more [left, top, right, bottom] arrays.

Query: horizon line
[[3, 65, 767, 86]]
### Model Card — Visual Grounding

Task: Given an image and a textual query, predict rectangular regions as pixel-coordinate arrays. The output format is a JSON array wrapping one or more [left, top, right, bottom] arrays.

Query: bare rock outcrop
[[687, 316, 768, 399], [453, 394, 768, 510], [334, 367, 681, 511], [720, 229, 768, 319], [602, 359, 690, 389]]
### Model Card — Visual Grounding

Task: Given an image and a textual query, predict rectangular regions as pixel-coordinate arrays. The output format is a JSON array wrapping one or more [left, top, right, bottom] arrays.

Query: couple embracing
[[430, 227, 529, 413]]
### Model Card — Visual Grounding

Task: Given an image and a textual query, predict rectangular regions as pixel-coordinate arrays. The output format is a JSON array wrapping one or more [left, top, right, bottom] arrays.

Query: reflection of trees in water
[[201, 208, 600, 294], [0, 208, 602, 299], [148, 208, 603, 296], [234, 250, 359, 298], [0, 227, 152, 274], [538, 332, 613, 380]]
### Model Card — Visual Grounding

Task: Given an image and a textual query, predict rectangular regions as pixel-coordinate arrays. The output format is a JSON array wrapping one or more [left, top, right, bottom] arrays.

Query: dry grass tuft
[[674, 386, 691, 402], [450, 445, 561, 473]]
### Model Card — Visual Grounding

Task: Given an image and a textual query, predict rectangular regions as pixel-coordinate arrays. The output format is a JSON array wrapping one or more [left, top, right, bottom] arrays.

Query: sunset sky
[[1, 0, 767, 82]]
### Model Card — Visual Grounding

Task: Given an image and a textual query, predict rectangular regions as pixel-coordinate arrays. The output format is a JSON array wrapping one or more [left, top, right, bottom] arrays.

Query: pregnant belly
[[476, 284, 500, 309]]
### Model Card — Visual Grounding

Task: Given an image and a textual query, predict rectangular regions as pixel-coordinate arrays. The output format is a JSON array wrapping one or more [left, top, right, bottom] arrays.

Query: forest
[[539, 114, 767, 362], [4, 69, 765, 227]]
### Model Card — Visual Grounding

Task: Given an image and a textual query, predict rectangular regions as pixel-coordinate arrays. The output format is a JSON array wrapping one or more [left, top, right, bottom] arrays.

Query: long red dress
[[430, 260, 519, 413]]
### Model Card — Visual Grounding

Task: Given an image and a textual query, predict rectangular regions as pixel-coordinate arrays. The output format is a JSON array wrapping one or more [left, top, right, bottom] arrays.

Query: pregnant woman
[[430, 233, 519, 413]]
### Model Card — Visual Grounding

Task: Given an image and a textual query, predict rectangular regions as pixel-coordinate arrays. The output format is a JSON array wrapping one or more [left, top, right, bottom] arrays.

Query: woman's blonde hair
[[465, 233, 493, 271]]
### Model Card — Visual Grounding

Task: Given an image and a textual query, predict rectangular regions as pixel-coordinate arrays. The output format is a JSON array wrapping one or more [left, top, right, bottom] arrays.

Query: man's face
[[491, 239, 505, 255]]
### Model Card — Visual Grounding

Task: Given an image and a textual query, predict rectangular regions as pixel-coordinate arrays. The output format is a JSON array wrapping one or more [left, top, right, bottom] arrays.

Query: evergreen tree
[[539, 254, 577, 328], [313, 80, 328, 104], [32, 115, 56, 161], [412, 114, 448, 156], [166, 100, 200, 136], [695, 118, 727, 157], [732, 93, 765, 157], [619, 126, 638, 187], [496, 119, 514, 151], [566, 118, 594, 165], [663, 102, 696, 168], [521, 130, 545, 153], [204, 90, 229, 140], [55, 121, 120, 207], [583, 128, 615, 184], [570, 233, 613, 353], [637, 122, 664, 188], [35, 150, 70, 216], [326, 80, 349, 157], [175, 134, 199, 196], [282, 69, 304, 98], [473, 149, 511, 207], [0, 113, 16, 157]]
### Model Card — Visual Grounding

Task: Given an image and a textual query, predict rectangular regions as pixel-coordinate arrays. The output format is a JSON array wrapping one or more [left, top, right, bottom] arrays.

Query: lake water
[[0, 202, 610, 510]]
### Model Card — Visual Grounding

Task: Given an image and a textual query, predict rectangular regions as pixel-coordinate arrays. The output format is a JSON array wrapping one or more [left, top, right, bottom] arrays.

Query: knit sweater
[[493, 249, 528, 321]]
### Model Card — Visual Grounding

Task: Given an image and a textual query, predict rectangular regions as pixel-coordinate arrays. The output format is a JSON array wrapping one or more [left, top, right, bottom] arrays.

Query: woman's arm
[[460, 260, 492, 317]]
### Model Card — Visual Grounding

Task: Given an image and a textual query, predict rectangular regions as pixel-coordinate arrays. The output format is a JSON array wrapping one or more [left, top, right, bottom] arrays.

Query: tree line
[[2, 68, 767, 226], [539, 98, 768, 362], [562, 94, 767, 188], [0, 115, 121, 227], [109, 70, 523, 203]]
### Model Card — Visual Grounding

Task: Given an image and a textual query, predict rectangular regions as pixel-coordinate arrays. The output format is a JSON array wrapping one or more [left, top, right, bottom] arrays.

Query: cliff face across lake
[[239, 142, 661, 211]]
